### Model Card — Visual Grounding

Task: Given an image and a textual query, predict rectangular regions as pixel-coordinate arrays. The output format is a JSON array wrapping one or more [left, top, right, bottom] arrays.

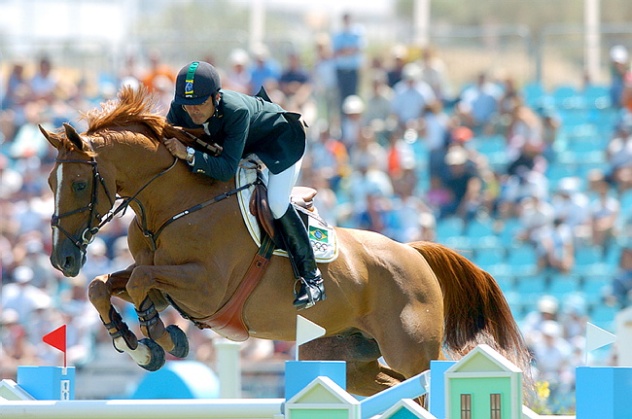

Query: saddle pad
[[236, 164, 338, 263]]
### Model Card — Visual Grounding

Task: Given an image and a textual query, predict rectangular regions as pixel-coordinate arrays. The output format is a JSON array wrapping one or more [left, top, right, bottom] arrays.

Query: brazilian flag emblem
[[309, 226, 328, 243]]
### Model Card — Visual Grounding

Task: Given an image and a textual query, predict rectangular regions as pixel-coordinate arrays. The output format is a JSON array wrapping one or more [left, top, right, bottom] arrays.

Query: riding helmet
[[174, 61, 221, 105]]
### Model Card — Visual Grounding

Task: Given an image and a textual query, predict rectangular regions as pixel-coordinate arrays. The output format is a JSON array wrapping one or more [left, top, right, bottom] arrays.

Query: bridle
[[52, 157, 116, 251], [51, 156, 178, 252]]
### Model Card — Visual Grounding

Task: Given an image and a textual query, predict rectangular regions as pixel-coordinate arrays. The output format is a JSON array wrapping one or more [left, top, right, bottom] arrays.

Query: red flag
[[43, 325, 67, 367]]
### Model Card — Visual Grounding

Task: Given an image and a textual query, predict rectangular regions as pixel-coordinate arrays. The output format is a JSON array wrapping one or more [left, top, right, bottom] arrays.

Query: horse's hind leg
[[299, 332, 407, 397], [88, 270, 168, 371]]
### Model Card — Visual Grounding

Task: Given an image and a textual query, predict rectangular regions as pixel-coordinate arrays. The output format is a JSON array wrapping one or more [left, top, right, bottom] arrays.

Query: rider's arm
[[188, 107, 249, 182]]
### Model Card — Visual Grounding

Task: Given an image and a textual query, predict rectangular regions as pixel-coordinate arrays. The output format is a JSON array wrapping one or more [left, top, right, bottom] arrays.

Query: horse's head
[[40, 123, 117, 277]]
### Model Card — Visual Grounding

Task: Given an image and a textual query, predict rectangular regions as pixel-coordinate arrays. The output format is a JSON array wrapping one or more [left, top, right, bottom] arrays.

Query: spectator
[[538, 106, 562, 162], [456, 71, 502, 135], [504, 97, 545, 162], [418, 45, 451, 103], [305, 122, 350, 193], [421, 100, 452, 177], [606, 245, 632, 309], [551, 177, 591, 241], [437, 145, 483, 220], [390, 63, 436, 129], [0, 308, 42, 379], [311, 34, 339, 130], [498, 167, 549, 218], [386, 44, 407, 88], [332, 12, 365, 113], [530, 320, 574, 412], [0, 154, 23, 200], [278, 51, 312, 115], [344, 152, 394, 217], [385, 127, 416, 184], [1, 61, 30, 141], [559, 293, 588, 347], [223, 48, 251, 94], [350, 126, 388, 174], [13, 233, 58, 292], [515, 195, 555, 246], [354, 190, 400, 239], [535, 217, 575, 273], [2, 60, 28, 109], [248, 43, 281, 95], [80, 237, 112, 285], [507, 140, 547, 178], [29, 55, 59, 104], [605, 113, 632, 193], [497, 74, 522, 119], [141, 49, 176, 93], [608, 45, 629, 109], [587, 170, 620, 250], [340, 94, 365, 151], [2, 266, 52, 328], [522, 294, 560, 346], [362, 70, 394, 127]]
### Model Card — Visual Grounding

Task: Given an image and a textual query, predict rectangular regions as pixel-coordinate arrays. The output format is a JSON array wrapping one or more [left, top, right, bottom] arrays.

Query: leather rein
[[53, 156, 258, 252]]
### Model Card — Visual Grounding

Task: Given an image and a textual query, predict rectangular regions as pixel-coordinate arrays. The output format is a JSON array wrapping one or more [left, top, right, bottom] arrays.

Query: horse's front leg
[[88, 267, 168, 371], [125, 263, 206, 365]]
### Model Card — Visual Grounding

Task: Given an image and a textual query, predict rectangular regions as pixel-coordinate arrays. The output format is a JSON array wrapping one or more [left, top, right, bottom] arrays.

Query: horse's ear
[[62, 123, 90, 152], [39, 124, 63, 150]]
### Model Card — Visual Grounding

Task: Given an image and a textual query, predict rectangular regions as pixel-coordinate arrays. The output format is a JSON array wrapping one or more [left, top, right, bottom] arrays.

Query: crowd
[[2, 13, 632, 412]]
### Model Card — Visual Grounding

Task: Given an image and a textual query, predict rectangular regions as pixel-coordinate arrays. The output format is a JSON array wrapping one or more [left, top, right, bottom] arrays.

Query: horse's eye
[[73, 181, 88, 193]]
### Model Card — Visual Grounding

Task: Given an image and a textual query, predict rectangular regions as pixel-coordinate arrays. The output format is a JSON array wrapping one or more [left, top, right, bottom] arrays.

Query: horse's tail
[[409, 241, 532, 374]]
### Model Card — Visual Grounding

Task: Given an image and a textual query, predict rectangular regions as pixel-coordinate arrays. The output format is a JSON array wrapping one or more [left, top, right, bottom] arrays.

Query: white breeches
[[268, 158, 302, 219]]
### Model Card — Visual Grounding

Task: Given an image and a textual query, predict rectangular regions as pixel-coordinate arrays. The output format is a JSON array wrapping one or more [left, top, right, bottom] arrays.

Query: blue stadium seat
[[574, 245, 604, 266], [515, 274, 548, 303], [474, 248, 506, 268], [548, 273, 581, 299], [496, 218, 522, 246], [493, 274, 515, 294], [522, 82, 551, 109], [590, 305, 619, 332], [581, 276, 610, 304], [435, 216, 465, 239], [471, 134, 505, 151], [581, 85, 610, 109], [506, 244, 538, 275]]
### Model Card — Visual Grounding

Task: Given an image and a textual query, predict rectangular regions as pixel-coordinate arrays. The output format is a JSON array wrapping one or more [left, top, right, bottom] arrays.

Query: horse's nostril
[[63, 255, 74, 270]]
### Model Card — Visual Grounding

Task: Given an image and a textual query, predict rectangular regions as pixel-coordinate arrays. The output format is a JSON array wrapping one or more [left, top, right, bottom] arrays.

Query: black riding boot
[[276, 205, 325, 310]]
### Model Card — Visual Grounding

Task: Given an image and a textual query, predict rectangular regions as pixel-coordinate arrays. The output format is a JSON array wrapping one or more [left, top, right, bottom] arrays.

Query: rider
[[163, 60, 325, 310]]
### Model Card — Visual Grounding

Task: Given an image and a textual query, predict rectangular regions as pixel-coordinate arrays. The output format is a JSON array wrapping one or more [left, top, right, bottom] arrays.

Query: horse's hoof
[[166, 325, 189, 358], [138, 338, 165, 371]]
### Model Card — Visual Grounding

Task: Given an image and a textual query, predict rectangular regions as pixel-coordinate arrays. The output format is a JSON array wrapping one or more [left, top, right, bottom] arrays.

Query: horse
[[41, 86, 531, 398]]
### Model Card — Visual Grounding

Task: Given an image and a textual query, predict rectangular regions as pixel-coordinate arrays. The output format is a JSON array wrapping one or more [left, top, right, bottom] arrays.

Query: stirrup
[[293, 277, 326, 310]]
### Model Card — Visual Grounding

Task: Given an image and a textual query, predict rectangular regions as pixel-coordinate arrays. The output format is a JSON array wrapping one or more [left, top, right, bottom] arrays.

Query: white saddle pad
[[236, 163, 339, 263]]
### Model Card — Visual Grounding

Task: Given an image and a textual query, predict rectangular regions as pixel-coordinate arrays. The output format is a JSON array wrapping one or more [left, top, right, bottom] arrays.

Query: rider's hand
[[164, 138, 187, 160]]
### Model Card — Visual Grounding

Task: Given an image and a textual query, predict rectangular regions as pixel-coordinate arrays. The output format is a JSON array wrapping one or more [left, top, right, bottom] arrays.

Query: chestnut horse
[[41, 87, 530, 397]]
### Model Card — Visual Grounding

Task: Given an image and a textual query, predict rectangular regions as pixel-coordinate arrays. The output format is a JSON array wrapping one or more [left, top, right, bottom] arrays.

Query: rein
[[54, 155, 260, 252], [136, 176, 258, 251]]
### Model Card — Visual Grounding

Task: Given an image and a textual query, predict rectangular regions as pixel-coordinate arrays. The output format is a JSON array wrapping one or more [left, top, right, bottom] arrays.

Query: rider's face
[[182, 96, 215, 124]]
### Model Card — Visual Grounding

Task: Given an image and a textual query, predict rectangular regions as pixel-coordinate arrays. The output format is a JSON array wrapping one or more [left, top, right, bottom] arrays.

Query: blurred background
[[2, 0, 632, 415]]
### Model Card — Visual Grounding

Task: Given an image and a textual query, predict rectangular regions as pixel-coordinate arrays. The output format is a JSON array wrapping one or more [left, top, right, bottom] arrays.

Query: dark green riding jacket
[[166, 88, 306, 181]]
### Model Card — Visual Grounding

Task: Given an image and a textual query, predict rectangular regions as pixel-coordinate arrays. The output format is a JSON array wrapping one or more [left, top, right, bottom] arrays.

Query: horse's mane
[[83, 86, 183, 144]]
